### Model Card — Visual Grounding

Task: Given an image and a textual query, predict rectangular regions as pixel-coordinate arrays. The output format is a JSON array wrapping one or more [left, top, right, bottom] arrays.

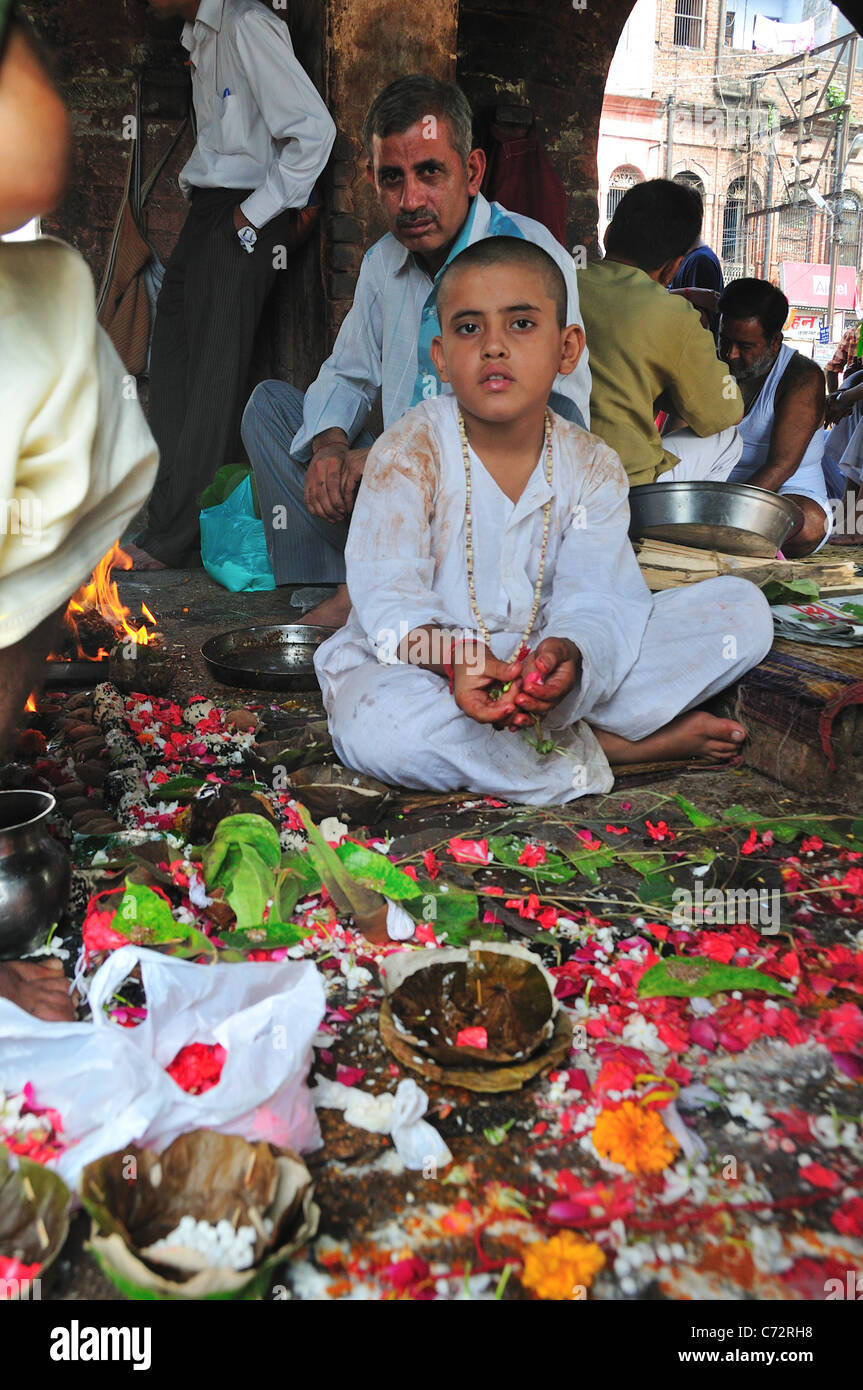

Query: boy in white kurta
[[315, 238, 773, 805]]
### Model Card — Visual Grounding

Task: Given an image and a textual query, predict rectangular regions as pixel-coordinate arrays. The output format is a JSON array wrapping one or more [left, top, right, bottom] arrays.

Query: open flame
[[56, 543, 157, 659], [25, 691, 37, 713]]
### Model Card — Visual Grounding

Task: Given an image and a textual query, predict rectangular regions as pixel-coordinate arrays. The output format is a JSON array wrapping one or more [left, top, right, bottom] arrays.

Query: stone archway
[[456, 0, 862, 257]]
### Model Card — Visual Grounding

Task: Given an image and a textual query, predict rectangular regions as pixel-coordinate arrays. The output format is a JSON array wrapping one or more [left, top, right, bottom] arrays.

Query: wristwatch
[[237, 224, 257, 254]]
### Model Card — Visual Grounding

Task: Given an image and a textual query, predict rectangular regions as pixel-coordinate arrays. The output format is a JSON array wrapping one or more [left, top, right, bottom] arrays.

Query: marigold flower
[[592, 1100, 679, 1174], [521, 1232, 605, 1300]]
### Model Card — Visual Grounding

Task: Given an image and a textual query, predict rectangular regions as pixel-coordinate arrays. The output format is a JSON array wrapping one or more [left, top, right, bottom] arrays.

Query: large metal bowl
[[628, 481, 803, 558], [200, 624, 335, 691]]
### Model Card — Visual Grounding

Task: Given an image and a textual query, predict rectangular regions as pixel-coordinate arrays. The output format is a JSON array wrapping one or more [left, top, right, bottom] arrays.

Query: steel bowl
[[200, 624, 335, 691], [628, 481, 803, 558]]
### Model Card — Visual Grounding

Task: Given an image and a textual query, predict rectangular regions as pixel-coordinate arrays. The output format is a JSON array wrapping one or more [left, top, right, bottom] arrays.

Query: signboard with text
[[784, 309, 821, 340], [779, 262, 858, 310]]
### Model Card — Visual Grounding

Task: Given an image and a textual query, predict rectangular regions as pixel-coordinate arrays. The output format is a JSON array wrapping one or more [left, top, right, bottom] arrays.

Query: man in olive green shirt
[[579, 180, 744, 488]]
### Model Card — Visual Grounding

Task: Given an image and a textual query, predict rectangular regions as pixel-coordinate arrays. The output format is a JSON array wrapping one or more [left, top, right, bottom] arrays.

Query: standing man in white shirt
[[241, 75, 591, 628], [128, 0, 336, 570]]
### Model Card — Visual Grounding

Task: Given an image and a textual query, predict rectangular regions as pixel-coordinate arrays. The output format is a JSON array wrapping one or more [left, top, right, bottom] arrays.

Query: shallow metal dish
[[628, 481, 802, 558], [200, 624, 335, 691]]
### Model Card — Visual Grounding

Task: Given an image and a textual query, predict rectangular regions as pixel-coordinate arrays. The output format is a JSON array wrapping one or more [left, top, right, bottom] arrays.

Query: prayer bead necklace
[[458, 407, 553, 663]]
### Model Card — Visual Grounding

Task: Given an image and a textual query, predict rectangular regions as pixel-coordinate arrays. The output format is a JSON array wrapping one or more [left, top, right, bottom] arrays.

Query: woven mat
[[735, 638, 863, 775]]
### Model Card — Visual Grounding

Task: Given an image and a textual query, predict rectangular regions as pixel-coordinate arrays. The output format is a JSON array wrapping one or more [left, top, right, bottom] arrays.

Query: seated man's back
[[578, 179, 743, 489], [578, 260, 739, 487]]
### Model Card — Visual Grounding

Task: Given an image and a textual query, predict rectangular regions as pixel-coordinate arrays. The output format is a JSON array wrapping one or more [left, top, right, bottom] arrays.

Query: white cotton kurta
[[315, 396, 774, 805], [0, 239, 159, 649]]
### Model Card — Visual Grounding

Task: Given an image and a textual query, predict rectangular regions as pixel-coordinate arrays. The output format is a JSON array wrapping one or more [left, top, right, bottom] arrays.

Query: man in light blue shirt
[[242, 74, 591, 627]]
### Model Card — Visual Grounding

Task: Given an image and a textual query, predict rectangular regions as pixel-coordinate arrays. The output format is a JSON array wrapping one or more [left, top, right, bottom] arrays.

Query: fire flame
[[58, 543, 157, 659], [25, 691, 37, 713]]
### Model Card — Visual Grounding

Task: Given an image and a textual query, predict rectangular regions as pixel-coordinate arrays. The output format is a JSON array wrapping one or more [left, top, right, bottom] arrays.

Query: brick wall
[[323, 0, 458, 344], [20, 0, 330, 389], [457, 0, 637, 257]]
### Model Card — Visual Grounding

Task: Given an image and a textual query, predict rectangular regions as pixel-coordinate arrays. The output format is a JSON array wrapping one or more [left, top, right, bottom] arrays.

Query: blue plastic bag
[[200, 474, 276, 592]]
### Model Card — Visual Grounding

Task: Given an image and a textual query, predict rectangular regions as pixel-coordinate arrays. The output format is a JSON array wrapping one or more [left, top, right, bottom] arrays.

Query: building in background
[[601, 0, 863, 359]]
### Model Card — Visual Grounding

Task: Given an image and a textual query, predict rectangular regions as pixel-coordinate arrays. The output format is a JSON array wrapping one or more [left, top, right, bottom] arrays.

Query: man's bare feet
[[594, 709, 747, 766], [0, 958, 75, 1021], [124, 542, 168, 571], [298, 583, 351, 629]]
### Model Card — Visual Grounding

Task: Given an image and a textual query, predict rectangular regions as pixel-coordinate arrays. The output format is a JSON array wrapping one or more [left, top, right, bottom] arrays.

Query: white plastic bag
[[87, 946, 326, 1155], [312, 1075, 451, 1172], [0, 945, 326, 1185], [0, 999, 164, 1186]]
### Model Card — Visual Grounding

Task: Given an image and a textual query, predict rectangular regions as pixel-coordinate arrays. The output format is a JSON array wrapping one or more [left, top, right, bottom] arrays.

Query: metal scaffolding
[[737, 30, 860, 323]]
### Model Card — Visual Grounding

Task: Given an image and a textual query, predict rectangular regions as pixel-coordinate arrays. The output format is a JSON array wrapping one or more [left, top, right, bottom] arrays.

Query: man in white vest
[[718, 277, 831, 557]]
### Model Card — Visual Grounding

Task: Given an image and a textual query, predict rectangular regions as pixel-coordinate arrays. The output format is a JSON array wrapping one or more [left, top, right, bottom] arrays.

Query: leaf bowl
[[244, 720, 335, 779], [379, 941, 560, 1070], [289, 764, 393, 823], [0, 1145, 71, 1294], [81, 1130, 318, 1300]]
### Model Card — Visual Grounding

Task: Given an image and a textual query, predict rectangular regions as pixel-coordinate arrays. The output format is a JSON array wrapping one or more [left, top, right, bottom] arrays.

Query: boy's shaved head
[[437, 236, 568, 328]]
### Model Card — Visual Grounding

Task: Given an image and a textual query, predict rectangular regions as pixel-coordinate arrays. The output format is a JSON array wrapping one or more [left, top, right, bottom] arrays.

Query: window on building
[[724, 11, 735, 48], [606, 166, 643, 222], [674, 171, 706, 202], [778, 192, 817, 266], [673, 0, 705, 50], [722, 177, 746, 263], [837, 193, 862, 272]]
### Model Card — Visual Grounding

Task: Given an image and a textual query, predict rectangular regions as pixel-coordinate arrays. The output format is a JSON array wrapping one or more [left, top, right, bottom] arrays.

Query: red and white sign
[[780, 262, 858, 310], [785, 309, 821, 339]]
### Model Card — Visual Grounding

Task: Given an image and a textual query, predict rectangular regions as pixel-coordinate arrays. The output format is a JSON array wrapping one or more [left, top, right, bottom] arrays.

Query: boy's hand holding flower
[[504, 637, 581, 730], [451, 637, 524, 726]]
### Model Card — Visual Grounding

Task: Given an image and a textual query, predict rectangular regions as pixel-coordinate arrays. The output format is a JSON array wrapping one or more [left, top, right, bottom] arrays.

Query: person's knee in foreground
[[315, 237, 773, 805]]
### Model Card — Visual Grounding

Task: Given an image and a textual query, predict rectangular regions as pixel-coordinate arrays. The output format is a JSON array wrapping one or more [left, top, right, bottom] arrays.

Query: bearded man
[[718, 278, 830, 558]]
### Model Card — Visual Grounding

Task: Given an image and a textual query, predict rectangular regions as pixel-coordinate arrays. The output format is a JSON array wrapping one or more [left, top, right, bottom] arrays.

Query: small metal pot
[[0, 791, 70, 960]]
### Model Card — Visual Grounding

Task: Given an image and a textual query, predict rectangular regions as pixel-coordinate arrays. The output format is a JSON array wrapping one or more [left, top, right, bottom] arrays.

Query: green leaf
[[719, 807, 863, 849], [199, 462, 253, 511], [148, 775, 206, 800], [672, 794, 718, 828], [210, 813, 282, 869], [762, 576, 820, 605], [564, 846, 616, 885], [279, 849, 322, 894], [200, 814, 284, 922], [335, 841, 421, 899], [635, 858, 716, 910], [109, 882, 216, 960], [224, 921, 314, 952], [272, 869, 303, 923], [488, 835, 576, 884], [403, 882, 484, 945], [484, 1119, 516, 1146], [216, 845, 274, 931], [637, 957, 792, 999], [622, 851, 667, 877], [295, 803, 384, 918]]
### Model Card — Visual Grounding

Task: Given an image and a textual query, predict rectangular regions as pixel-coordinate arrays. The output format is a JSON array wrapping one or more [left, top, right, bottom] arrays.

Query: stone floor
[[22, 558, 863, 1301]]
